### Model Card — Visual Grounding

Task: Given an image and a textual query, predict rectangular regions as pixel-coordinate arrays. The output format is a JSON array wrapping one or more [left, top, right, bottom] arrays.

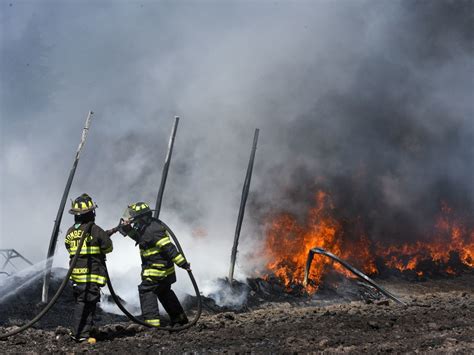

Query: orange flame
[[262, 192, 473, 291], [263, 191, 377, 292], [377, 203, 474, 272]]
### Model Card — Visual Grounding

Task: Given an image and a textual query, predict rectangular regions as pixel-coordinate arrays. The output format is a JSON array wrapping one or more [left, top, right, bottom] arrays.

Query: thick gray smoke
[[252, 0, 474, 246], [1, 1, 473, 304]]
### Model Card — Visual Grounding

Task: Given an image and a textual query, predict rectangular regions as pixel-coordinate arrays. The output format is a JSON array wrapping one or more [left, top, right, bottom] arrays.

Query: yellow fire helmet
[[123, 202, 151, 222], [68, 193, 97, 215]]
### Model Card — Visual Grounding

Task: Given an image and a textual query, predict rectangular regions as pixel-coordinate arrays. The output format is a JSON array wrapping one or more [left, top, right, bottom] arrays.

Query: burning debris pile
[[189, 272, 386, 315], [377, 202, 474, 277], [191, 190, 472, 313], [261, 191, 473, 291]]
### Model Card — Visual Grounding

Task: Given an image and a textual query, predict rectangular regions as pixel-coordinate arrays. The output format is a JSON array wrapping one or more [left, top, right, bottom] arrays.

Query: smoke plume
[[1, 1, 472, 304]]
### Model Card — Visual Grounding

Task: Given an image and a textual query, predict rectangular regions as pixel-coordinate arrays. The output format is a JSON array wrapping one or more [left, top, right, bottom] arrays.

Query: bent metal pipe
[[304, 247, 406, 305]]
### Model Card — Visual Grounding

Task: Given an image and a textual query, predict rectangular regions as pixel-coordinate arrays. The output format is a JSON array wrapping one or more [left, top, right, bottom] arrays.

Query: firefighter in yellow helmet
[[65, 193, 114, 342], [118, 202, 189, 327]]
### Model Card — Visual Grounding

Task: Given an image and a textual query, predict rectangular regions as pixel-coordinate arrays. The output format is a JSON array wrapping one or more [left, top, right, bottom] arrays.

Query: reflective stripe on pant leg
[[138, 282, 160, 323], [144, 319, 160, 327]]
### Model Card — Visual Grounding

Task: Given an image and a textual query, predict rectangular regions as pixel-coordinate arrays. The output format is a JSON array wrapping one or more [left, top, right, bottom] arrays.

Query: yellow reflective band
[[81, 202, 87, 209], [131, 202, 148, 211], [72, 268, 89, 274], [142, 269, 166, 277], [70, 274, 107, 285], [74, 203, 80, 209], [156, 237, 171, 248], [88, 200, 93, 207], [141, 247, 160, 257], [142, 266, 175, 278], [172, 254, 185, 265], [69, 246, 101, 255], [145, 319, 160, 327], [151, 263, 165, 268]]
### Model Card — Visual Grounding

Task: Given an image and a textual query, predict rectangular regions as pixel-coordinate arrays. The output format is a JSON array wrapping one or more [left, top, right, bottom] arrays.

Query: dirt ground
[[1, 275, 473, 353]]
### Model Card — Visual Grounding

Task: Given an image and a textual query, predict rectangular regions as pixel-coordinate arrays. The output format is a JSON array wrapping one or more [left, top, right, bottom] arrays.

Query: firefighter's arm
[[115, 219, 142, 241], [158, 231, 190, 269], [94, 225, 113, 254], [105, 219, 129, 237]]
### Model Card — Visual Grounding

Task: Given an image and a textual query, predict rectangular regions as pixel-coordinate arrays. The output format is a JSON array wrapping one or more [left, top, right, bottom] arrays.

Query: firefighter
[[119, 202, 189, 327], [65, 193, 113, 342]]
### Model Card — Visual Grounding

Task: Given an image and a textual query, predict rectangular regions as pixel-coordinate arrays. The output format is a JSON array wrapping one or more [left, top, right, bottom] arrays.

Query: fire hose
[[105, 219, 202, 331], [0, 222, 92, 340], [0, 221, 201, 339], [304, 247, 406, 305]]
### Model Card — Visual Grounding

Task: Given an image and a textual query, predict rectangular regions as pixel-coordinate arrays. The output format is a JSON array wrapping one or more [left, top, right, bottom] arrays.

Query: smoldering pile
[[185, 270, 386, 314]]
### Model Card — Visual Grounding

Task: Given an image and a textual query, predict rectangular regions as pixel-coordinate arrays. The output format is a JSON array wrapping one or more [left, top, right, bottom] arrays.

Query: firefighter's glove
[[182, 262, 191, 272], [118, 218, 132, 236]]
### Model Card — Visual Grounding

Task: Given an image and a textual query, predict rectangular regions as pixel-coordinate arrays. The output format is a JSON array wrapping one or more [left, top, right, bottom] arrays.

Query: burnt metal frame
[[0, 249, 33, 272], [304, 247, 406, 305]]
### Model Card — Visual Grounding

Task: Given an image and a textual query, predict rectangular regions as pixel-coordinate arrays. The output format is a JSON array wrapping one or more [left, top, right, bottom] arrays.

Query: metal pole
[[41, 111, 93, 303], [153, 116, 179, 219], [228, 128, 259, 284]]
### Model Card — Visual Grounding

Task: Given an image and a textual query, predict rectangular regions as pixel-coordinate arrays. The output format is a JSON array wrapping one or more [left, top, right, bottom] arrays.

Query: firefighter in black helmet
[[65, 193, 114, 342], [119, 202, 189, 327]]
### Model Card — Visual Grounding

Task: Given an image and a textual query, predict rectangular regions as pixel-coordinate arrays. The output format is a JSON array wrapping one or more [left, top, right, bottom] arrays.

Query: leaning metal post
[[154, 116, 179, 219], [41, 111, 94, 303], [0, 249, 33, 271], [304, 247, 406, 305], [228, 128, 260, 285]]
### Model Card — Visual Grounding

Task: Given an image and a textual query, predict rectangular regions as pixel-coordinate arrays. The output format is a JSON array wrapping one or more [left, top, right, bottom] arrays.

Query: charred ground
[[1, 272, 472, 353]]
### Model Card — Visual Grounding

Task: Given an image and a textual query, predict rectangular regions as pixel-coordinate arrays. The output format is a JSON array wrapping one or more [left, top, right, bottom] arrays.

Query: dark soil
[[0, 268, 129, 329], [1, 274, 473, 353]]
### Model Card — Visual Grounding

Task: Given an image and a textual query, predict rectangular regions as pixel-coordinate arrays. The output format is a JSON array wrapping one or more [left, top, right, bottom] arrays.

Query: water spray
[[0, 223, 92, 340]]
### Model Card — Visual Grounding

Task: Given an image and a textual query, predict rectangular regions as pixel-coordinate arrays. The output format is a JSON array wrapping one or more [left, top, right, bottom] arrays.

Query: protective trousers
[[138, 280, 187, 326], [72, 282, 101, 338]]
